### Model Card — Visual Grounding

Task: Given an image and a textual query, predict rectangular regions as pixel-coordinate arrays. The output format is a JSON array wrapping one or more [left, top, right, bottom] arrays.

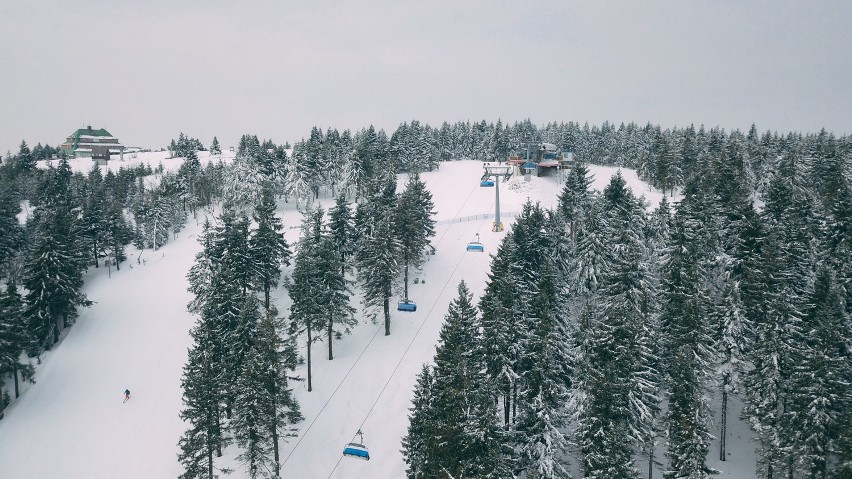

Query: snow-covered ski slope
[[0, 153, 756, 478]]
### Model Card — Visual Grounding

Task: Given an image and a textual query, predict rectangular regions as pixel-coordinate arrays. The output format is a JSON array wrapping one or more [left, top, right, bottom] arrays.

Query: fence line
[[435, 211, 518, 226]]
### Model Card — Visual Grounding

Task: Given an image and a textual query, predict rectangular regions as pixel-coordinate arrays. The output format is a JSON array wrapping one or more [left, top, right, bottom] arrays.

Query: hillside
[[0, 154, 758, 478]]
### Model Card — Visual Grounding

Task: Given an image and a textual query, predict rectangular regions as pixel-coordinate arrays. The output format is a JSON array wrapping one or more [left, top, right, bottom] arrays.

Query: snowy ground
[[0, 153, 756, 478]]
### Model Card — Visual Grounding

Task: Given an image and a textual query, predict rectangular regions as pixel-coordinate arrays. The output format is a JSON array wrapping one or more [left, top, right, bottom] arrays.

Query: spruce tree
[[660, 196, 716, 479], [231, 295, 302, 479], [316, 233, 356, 361], [178, 320, 231, 479], [479, 237, 522, 426], [288, 207, 327, 391], [328, 193, 355, 278], [23, 208, 89, 349], [785, 267, 851, 478], [401, 364, 437, 478], [556, 160, 594, 246], [0, 185, 24, 278], [250, 188, 291, 312], [0, 281, 34, 398], [80, 163, 106, 267], [356, 201, 400, 336], [394, 173, 436, 303], [428, 281, 508, 478]]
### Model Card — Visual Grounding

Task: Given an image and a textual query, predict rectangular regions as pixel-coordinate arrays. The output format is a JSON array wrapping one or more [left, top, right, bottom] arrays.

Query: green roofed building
[[60, 125, 125, 163]]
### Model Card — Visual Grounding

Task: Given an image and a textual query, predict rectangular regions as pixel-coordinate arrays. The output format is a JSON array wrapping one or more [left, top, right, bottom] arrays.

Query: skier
[[124, 389, 131, 402]]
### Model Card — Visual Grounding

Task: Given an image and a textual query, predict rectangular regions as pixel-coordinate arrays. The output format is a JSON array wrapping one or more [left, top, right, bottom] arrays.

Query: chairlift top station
[[507, 142, 574, 177]]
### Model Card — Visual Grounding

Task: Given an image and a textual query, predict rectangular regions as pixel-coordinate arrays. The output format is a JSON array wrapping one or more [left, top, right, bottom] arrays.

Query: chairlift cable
[[327, 213, 478, 478], [283, 174, 482, 474]]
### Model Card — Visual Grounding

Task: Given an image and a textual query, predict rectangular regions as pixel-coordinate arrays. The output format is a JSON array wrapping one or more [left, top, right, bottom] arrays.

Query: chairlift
[[480, 180, 494, 187], [343, 430, 370, 461], [397, 300, 417, 312], [466, 233, 484, 252]]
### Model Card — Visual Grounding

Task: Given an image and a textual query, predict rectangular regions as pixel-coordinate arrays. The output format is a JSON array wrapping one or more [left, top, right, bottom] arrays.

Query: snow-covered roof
[[78, 135, 118, 141]]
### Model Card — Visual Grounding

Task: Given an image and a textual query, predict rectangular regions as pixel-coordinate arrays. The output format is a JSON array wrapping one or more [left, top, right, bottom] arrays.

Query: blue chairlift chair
[[343, 430, 370, 460], [466, 233, 484, 252], [466, 242, 484, 252], [397, 300, 417, 312], [480, 179, 494, 187]]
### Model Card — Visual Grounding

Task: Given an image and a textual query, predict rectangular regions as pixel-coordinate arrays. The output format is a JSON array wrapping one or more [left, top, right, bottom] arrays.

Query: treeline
[[178, 137, 436, 477], [402, 129, 851, 478]]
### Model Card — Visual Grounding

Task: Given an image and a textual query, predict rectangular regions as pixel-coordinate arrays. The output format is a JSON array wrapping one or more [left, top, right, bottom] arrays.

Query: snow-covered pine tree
[[79, 163, 106, 267], [328, 193, 355, 278], [177, 149, 202, 216], [428, 281, 508, 478], [249, 187, 291, 312], [513, 258, 573, 478], [556, 160, 594, 247], [210, 136, 221, 156], [785, 266, 851, 478], [295, 204, 357, 361], [0, 281, 34, 399], [355, 179, 401, 336], [357, 212, 400, 336], [479, 237, 522, 427], [660, 188, 717, 479], [230, 296, 270, 479], [394, 173, 436, 303], [226, 136, 273, 210], [288, 206, 327, 391], [0, 184, 24, 279], [569, 199, 609, 302], [313, 232, 357, 361], [230, 295, 302, 479], [743, 151, 815, 478], [212, 209, 254, 295], [178, 319, 231, 479], [574, 175, 660, 478], [23, 207, 89, 349], [283, 142, 312, 212], [260, 309, 303, 476], [401, 364, 437, 478]]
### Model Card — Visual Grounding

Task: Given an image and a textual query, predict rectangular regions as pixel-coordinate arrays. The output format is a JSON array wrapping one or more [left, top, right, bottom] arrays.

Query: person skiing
[[124, 389, 131, 402]]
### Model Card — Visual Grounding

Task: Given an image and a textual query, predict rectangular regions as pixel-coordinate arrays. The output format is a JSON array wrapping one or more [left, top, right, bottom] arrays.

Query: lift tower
[[481, 163, 512, 232]]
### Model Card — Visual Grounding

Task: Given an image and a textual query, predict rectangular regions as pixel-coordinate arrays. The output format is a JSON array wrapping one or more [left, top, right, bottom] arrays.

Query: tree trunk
[[384, 296, 391, 336], [503, 382, 511, 426], [215, 407, 223, 456], [52, 320, 60, 345], [13, 366, 20, 398], [648, 444, 654, 479], [403, 262, 409, 301], [271, 405, 280, 476], [512, 381, 517, 420], [264, 284, 271, 313], [328, 312, 334, 360], [307, 323, 313, 391], [720, 374, 728, 461], [207, 443, 214, 479]]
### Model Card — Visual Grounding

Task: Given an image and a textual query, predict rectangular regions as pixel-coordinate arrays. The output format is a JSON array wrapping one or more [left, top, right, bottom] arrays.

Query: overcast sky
[[2, 0, 851, 155]]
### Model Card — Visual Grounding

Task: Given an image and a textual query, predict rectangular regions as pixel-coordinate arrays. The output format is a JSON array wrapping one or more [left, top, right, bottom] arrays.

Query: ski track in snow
[[0, 154, 757, 479]]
